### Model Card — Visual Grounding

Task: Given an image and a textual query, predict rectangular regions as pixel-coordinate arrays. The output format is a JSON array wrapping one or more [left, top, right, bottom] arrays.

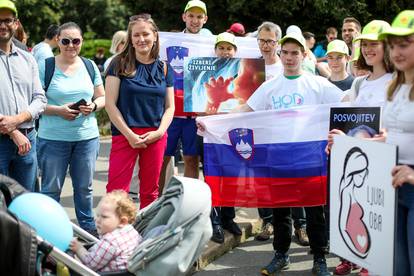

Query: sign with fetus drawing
[[330, 135, 397, 276], [183, 57, 265, 112]]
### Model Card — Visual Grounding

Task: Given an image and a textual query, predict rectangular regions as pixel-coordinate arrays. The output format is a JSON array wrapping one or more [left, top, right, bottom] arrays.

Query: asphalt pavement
[[60, 138, 356, 276]]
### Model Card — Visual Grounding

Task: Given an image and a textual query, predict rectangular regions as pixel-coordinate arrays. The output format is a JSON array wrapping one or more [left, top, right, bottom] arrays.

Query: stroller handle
[[37, 236, 99, 276]]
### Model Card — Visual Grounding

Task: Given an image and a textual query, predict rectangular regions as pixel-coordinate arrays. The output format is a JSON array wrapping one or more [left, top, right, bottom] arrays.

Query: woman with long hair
[[379, 10, 414, 275], [105, 14, 174, 209], [327, 20, 393, 276]]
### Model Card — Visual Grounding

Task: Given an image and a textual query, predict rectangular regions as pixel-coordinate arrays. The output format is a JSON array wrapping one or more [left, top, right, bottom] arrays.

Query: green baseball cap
[[279, 32, 306, 49], [353, 20, 391, 42], [184, 0, 207, 15], [351, 46, 361, 62], [326, 39, 349, 56], [215, 32, 237, 48], [378, 10, 414, 40], [0, 0, 17, 17]]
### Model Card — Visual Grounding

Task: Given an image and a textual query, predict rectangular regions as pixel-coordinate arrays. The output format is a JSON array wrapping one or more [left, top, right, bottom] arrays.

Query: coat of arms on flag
[[228, 128, 254, 160]]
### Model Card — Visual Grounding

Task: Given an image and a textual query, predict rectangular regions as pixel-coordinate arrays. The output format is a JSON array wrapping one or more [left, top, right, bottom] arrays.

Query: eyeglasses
[[0, 18, 15, 26], [129, 13, 151, 22], [257, 39, 277, 46], [60, 38, 82, 46]]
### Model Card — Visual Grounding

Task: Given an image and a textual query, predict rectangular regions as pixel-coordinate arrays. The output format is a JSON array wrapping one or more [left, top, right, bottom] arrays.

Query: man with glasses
[[256, 21, 283, 81], [253, 21, 284, 242], [0, 0, 47, 191]]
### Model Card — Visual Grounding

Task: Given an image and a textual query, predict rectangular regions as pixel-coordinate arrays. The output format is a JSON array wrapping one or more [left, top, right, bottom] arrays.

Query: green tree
[[121, 0, 412, 38], [15, 0, 64, 44], [61, 0, 128, 39]]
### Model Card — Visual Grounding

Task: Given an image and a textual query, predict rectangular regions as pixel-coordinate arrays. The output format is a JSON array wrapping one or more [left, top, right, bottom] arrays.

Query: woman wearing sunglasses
[[37, 22, 105, 235], [105, 14, 174, 209]]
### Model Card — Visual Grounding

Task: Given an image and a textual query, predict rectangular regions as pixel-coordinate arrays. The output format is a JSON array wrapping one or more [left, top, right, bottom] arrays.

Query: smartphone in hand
[[69, 99, 87, 110]]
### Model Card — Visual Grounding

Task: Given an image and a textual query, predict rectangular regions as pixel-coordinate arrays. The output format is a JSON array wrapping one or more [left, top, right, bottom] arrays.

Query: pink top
[[345, 202, 369, 254], [79, 224, 141, 272]]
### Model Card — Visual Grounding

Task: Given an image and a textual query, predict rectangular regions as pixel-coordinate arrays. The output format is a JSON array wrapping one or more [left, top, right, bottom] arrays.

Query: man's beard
[[0, 29, 13, 43]]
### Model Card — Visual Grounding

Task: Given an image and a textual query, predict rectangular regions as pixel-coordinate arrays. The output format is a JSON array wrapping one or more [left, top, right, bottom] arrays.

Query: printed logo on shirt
[[271, 93, 304, 109]]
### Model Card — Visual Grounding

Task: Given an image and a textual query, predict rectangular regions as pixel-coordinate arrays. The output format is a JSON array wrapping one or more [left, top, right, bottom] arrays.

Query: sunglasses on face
[[60, 38, 82, 46], [0, 18, 15, 26], [129, 13, 151, 22]]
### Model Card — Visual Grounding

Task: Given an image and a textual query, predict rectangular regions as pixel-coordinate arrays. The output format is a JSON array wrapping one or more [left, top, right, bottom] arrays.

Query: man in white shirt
[[254, 21, 283, 242]]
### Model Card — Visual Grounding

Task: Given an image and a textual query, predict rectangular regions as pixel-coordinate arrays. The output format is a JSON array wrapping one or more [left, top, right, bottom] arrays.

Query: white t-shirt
[[265, 62, 283, 80], [247, 72, 344, 111], [351, 73, 393, 107], [383, 84, 414, 165]]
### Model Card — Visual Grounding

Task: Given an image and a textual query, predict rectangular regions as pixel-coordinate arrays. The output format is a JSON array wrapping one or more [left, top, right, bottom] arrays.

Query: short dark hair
[[302, 32, 315, 40], [343, 17, 361, 32], [57, 22, 83, 37], [45, 24, 59, 40], [326, 27, 338, 35]]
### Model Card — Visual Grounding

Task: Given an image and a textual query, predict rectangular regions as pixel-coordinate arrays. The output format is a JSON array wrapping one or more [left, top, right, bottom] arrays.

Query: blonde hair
[[102, 190, 137, 223], [113, 17, 160, 77], [109, 30, 127, 54], [387, 71, 414, 101], [386, 35, 414, 101]]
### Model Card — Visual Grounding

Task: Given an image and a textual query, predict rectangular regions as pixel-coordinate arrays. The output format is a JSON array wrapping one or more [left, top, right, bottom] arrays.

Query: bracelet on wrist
[[92, 102, 97, 112]]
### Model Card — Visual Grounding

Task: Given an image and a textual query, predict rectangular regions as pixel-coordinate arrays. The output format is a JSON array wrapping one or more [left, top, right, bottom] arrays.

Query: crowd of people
[[1, 0, 414, 274]]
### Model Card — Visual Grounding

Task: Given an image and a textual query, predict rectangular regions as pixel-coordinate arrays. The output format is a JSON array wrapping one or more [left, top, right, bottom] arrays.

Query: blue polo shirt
[[107, 59, 174, 135]]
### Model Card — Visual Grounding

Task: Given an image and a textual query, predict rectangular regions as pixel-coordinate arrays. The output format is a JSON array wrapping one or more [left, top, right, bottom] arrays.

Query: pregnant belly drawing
[[345, 202, 369, 254]]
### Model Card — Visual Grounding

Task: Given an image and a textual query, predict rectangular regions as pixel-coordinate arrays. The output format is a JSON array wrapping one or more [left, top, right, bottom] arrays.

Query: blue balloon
[[9, 193, 73, 251]]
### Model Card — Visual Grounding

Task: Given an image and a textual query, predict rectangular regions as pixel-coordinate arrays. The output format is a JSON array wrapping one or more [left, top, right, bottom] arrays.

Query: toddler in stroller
[[0, 174, 212, 276], [70, 190, 141, 272]]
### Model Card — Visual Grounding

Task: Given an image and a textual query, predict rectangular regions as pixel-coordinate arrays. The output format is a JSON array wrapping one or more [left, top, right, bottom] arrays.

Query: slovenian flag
[[197, 104, 334, 208]]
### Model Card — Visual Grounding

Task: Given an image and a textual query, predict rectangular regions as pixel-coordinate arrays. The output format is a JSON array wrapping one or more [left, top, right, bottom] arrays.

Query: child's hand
[[69, 238, 81, 252], [372, 128, 387, 142], [196, 122, 205, 132], [326, 129, 345, 154]]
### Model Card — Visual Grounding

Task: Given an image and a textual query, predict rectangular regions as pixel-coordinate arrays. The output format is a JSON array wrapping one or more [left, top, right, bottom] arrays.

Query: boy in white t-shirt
[[235, 32, 344, 276]]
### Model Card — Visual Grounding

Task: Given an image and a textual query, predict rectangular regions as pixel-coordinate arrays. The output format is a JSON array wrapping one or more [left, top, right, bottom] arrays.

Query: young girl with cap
[[378, 10, 414, 275], [328, 19, 393, 276]]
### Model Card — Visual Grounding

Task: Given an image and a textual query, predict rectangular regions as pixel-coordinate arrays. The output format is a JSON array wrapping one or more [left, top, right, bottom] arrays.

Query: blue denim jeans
[[0, 130, 37, 191], [38, 137, 99, 231], [396, 182, 414, 276]]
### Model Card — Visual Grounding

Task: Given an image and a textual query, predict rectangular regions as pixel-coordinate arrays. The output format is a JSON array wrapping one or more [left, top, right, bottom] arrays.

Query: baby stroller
[[0, 174, 212, 276]]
